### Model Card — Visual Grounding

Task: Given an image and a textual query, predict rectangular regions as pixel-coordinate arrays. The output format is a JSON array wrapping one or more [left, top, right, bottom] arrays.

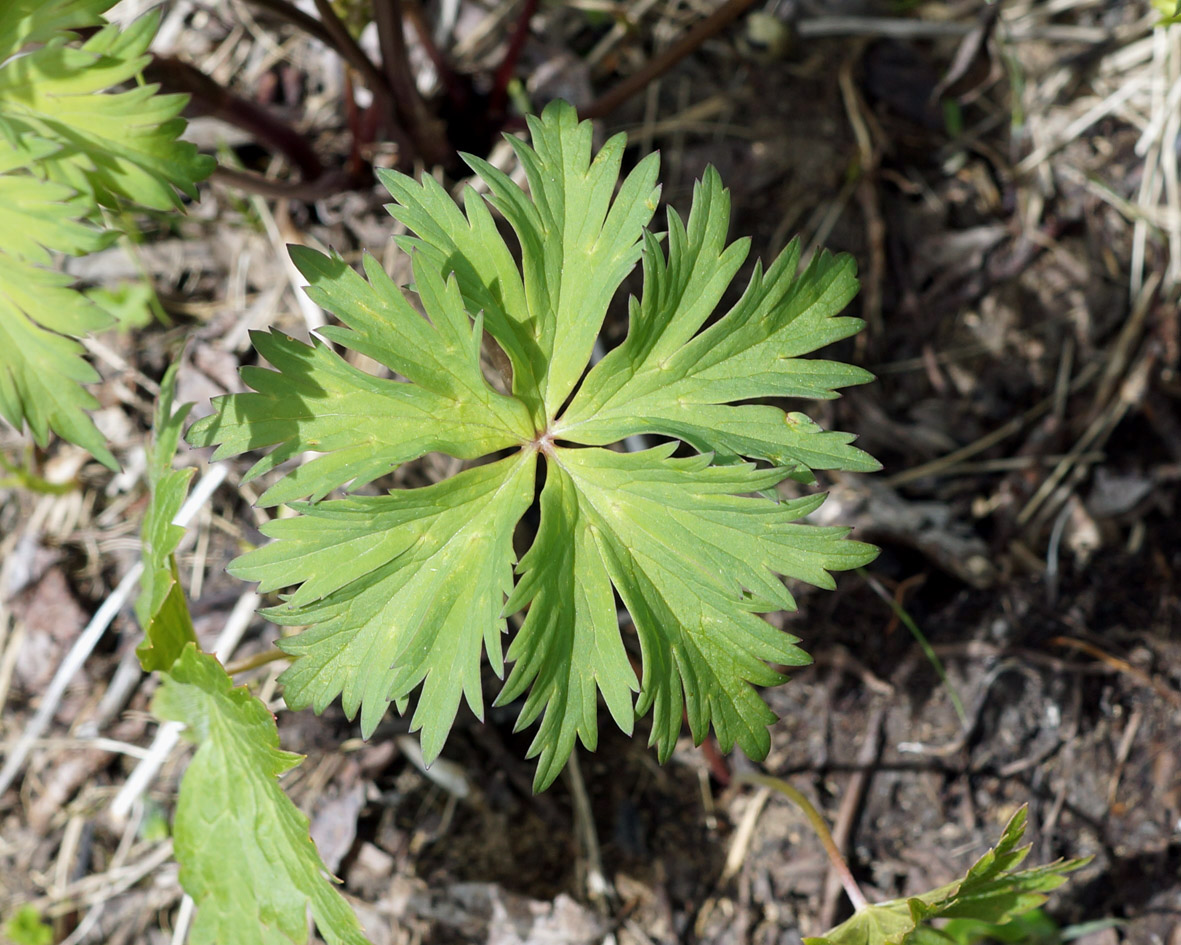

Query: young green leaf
[[807, 807, 1090, 945], [134, 360, 197, 671], [154, 644, 371, 945], [138, 364, 370, 945], [0, 0, 213, 466], [193, 99, 878, 788]]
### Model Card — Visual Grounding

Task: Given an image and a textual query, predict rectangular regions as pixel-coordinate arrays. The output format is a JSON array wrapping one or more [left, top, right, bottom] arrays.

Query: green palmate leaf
[[0, 0, 213, 466], [809, 807, 1090, 945], [193, 99, 878, 788], [154, 644, 370, 945]]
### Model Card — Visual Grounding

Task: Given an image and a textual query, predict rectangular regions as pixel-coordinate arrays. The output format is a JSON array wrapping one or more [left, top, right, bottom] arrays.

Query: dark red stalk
[[146, 56, 324, 182], [582, 0, 758, 120], [489, 0, 538, 117], [372, 0, 452, 166]]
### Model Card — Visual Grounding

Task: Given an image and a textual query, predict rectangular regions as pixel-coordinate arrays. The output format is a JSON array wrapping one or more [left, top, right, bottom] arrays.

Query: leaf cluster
[[190, 100, 879, 789], [0, 0, 213, 466]]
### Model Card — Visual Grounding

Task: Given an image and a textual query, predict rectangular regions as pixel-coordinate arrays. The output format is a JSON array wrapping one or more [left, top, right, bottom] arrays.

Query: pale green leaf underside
[[193, 100, 879, 788], [807, 807, 1090, 945], [154, 645, 369, 945], [0, 1, 213, 465]]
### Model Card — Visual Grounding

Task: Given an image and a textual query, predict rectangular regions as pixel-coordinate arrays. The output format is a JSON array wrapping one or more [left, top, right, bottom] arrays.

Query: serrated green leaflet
[[236, 451, 536, 760], [193, 99, 878, 788], [554, 168, 877, 477], [188, 249, 533, 506], [380, 105, 661, 423], [154, 645, 370, 945], [0, 1, 212, 466], [0, 2, 109, 62], [536, 445, 874, 775], [807, 807, 1090, 945]]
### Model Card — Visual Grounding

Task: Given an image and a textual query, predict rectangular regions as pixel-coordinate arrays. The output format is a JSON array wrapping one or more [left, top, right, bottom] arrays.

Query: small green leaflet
[[153, 645, 369, 945], [0, 0, 213, 467], [139, 366, 369, 944], [134, 361, 197, 671], [807, 807, 1090, 945], [191, 99, 879, 789]]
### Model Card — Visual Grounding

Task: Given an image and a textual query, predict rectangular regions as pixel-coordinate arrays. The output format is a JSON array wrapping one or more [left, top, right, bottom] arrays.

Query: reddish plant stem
[[403, 0, 476, 127], [373, 0, 452, 166], [146, 56, 324, 182], [582, 0, 758, 120], [489, 0, 538, 117], [311, 0, 392, 101], [243, 0, 338, 50], [402, 0, 458, 93]]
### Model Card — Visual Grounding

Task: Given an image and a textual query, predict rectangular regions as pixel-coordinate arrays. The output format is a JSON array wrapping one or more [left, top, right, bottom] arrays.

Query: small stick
[[884, 361, 1100, 487], [1049, 636, 1181, 708], [819, 705, 885, 930], [736, 773, 869, 912], [0, 466, 228, 797], [582, 0, 759, 120]]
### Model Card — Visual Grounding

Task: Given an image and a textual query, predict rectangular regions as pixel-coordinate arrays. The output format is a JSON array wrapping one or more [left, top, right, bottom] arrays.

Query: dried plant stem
[[582, 0, 759, 120], [243, 0, 338, 50], [147, 56, 324, 182], [736, 773, 868, 912]]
